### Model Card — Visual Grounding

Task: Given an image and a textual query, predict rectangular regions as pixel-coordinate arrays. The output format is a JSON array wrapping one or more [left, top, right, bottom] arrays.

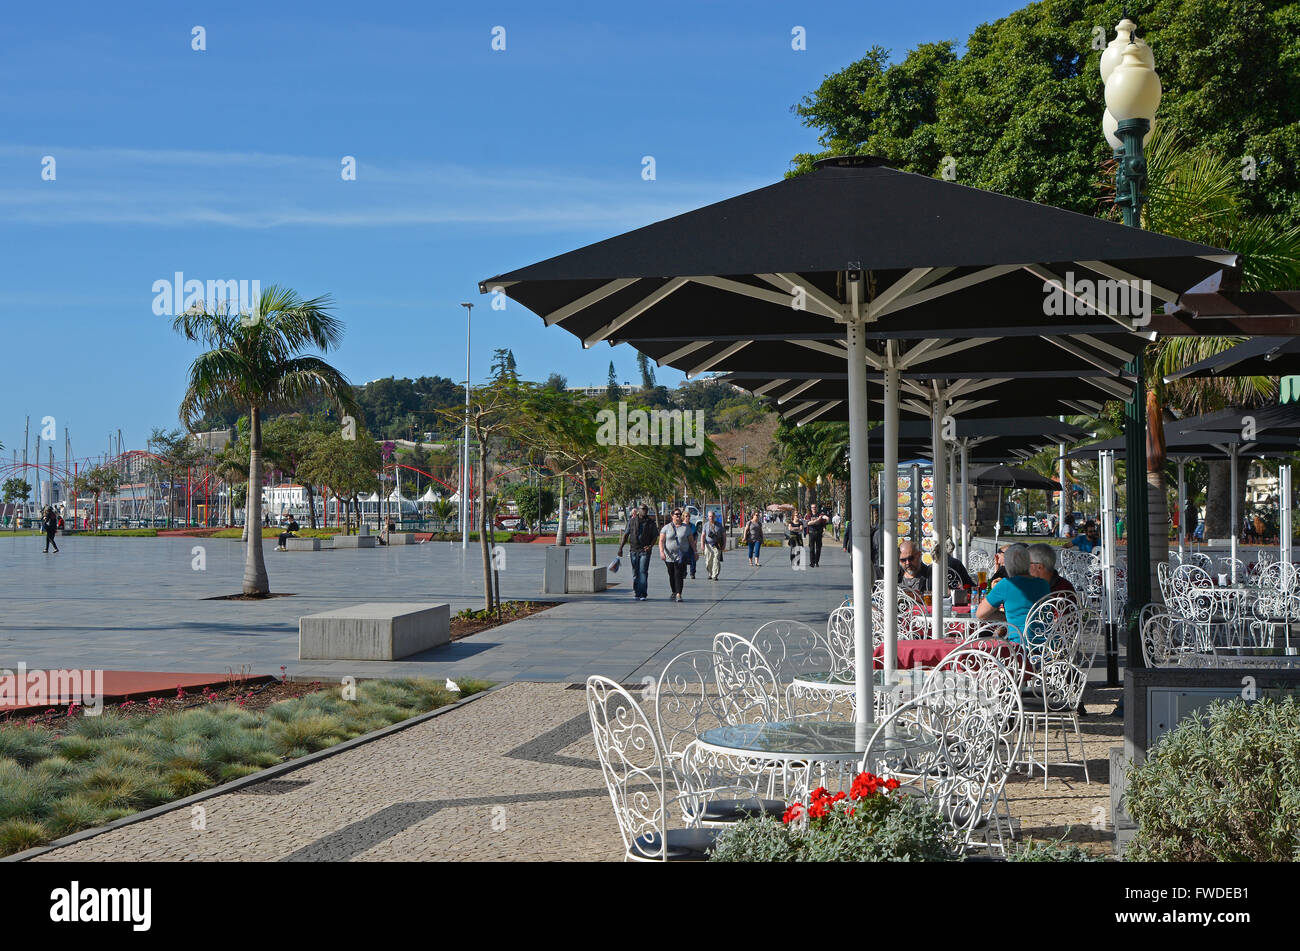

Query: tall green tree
[[606, 362, 623, 402], [298, 430, 382, 534], [791, 0, 1300, 227], [171, 286, 359, 595], [2, 477, 31, 531], [72, 466, 121, 532], [147, 427, 202, 528]]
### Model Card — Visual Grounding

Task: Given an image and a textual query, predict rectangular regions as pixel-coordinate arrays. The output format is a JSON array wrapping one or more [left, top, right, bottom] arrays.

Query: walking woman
[[743, 511, 764, 566], [787, 510, 804, 564], [42, 506, 60, 554], [658, 508, 695, 602]]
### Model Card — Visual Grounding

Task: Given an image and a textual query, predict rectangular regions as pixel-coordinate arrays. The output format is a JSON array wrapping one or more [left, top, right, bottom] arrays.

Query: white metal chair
[[1140, 609, 1179, 667], [651, 652, 787, 826], [587, 675, 718, 861], [711, 632, 784, 723]]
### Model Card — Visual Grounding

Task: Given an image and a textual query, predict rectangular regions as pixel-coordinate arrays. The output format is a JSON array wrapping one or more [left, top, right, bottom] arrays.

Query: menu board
[[898, 463, 937, 565]]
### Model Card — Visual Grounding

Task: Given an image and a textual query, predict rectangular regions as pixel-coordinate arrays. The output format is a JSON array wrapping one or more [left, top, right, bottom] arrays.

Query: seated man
[[277, 516, 300, 550], [1027, 542, 1075, 594], [898, 540, 930, 594], [1071, 521, 1101, 553], [976, 545, 1049, 643]]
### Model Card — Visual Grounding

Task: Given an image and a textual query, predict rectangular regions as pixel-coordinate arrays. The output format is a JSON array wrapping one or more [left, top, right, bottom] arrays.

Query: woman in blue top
[[976, 545, 1050, 643]]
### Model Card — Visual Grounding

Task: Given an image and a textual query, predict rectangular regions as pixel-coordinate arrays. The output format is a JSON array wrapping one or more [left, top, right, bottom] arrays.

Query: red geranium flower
[[782, 802, 805, 824], [884, 778, 900, 791]]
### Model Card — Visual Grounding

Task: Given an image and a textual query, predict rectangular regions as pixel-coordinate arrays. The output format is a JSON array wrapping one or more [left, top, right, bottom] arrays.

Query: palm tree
[[172, 286, 359, 596], [1131, 128, 1300, 563]]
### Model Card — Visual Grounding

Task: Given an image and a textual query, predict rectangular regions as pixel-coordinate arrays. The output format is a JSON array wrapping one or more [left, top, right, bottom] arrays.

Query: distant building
[[189, 428, 233, 452], [565, 384, 644, 398]]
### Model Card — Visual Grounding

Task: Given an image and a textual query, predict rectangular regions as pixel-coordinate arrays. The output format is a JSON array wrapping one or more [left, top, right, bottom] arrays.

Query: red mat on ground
[[0, 670, 272, 713]]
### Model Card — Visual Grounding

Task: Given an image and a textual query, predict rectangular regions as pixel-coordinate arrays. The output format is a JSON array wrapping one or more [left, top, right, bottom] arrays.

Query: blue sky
[[0, 0, 1018, 460]]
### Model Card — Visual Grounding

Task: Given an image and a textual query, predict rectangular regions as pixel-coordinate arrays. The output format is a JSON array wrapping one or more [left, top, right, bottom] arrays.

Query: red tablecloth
[[874, 636, 1027, 672]]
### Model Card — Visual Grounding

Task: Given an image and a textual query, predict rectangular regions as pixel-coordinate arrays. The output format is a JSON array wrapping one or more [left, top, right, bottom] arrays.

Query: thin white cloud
[[0, 145, 765, 230]]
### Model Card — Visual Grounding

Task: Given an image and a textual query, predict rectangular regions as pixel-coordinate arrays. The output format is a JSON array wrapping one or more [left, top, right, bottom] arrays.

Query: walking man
[[658, 508, 695, 602], [617, 505, 657, 601], [743, 511, 764, 566], [805, 503, 830, 567], [702, 510, 727, 580], [831, 510, 843, 540], [41, 506, 60, 553]]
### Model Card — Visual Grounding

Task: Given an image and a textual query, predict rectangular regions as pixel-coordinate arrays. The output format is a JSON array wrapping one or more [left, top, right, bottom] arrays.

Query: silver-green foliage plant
[[1125, 697, 1300, 862], [709, 796, 952, 863]]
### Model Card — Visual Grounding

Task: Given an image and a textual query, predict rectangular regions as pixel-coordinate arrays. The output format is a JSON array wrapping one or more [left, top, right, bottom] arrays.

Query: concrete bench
[[333, 534, 377, 549], [285, 537, 323, 551], [567, 564, 607, 593], [387, 533, 417, 545], [299, 602, 451, 660]]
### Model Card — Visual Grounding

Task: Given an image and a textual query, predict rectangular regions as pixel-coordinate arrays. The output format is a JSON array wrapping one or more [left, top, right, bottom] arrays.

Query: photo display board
[[896, 462, 936, 566]]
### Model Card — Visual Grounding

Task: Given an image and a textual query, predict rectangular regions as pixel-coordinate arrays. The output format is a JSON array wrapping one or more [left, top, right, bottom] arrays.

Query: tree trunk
[[305, 481, 318, 530], [1147, 470, 1168, 603], [478, 441, 494, 612], [581, 467, 597, 566], [243, 406, 270, 596], [1204, 459, 1248, 540]]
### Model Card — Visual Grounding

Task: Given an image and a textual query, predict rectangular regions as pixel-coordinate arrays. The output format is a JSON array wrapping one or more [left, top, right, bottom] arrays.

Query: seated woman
[[976, 545, 1049, 644], [277, 516, 300, 550]]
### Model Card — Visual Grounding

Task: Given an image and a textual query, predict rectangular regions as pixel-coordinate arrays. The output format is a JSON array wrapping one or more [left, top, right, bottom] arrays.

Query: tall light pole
[[460, 302, 473, 550], [1102, 15, 1161, 680]]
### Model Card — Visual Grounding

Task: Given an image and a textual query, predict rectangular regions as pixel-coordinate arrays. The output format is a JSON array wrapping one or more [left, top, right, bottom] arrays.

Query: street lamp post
[[1102, 16, 1161, 682], [460, 302, 473, 550]]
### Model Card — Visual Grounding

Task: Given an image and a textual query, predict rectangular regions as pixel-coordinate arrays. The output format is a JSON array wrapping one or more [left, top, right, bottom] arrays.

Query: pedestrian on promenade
[[685, 514, 700, 579], [805, 503, 830, 567], [743, 511, 764, 566], [41, 506, 60, 553], [659, 508, 695, 602], [617, 504, 657, 601], [831, 510, 843, 540], [788, 511, 804, 565], [702, 510, 727, 580]]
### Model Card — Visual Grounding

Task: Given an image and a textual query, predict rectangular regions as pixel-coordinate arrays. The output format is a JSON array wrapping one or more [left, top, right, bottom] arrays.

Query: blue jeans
[[629, 549, 651, 598], [748, 540, 761, 559], [684, 546, 697, 576]]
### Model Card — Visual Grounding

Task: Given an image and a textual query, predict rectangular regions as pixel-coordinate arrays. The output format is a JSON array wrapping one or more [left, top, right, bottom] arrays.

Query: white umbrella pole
[[1057, 416, 1067, 537], [930, 392, 947, 640], [1177, 458, 1186, 560], [846, 315, 873, 724], [960, 442, 970, 567], [1280, 464, 1291, 567], [1231, 444, 1239, 582], [882, 360, 900, 683]]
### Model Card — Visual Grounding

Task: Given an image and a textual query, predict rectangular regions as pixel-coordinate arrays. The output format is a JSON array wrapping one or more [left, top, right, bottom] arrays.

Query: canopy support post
[[882, 357, 900, 685], [1177, 458, 1186, 561], [1282, 464, 1293, 568], [960, 441, 970, 567], [845, 282, 874, 724], [930, 388, 948, 640], [1101, 450, 1119, 686], [1230, 444, 1239, 583]]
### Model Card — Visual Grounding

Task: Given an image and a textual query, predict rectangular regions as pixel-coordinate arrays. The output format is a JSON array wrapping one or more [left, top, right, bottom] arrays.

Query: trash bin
[[543, 545, 569, 594]]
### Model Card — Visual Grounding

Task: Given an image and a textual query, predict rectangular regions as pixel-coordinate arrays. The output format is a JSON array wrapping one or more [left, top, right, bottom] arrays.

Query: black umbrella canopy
[[1066, 425, 1300, 460], [969, 464, 1062, 490], [1170, 404, 1300, 439], [483, 157, 1236, 348], [719, 372, 1127, 423], [1163, 336, 1300, 382]]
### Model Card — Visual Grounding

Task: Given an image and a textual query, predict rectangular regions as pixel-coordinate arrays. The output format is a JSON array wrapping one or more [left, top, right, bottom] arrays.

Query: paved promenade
[[0, 534, 851, 683], [27, 680, 1118, 862]]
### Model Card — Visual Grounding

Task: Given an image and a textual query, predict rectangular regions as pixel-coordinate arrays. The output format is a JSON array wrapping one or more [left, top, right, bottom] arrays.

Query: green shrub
[[711, 781, 953, 862], [266, 714, 347, 755], [0, 726, 53, 766], [69, 711, 130, 740], [49, 795, 111, 836], [1011, 838, 1103, 861], [0, 819, 49, 854], [1125, 697, 1300, 862]]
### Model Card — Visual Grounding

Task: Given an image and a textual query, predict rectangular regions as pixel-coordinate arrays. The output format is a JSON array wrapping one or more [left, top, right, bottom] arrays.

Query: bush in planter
[[1010, 838, 1103, 862], [709, 774, 954, 862], [1124, 697, 1300, 862]]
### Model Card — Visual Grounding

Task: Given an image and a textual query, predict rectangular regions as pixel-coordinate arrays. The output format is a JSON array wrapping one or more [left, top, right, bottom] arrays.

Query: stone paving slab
[[28, 680, 1117, 862]]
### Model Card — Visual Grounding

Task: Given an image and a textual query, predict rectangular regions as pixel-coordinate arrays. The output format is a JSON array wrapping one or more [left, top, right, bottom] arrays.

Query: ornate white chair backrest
[[1170, 563, 1212, 598], [1140, 610, 1177, 667], [753, 619, 831, 680], [1021, 591, 1083, 667], [825, 606, 856, 672], [587, 675, 668, 859], [711, 632, 783, 724]]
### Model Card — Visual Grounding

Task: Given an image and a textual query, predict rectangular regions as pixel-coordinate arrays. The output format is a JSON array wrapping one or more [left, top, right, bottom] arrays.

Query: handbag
[[607, 556, 621, 574]]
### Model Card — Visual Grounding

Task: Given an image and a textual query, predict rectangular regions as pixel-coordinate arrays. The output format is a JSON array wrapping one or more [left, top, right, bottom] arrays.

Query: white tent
[[417, 486, 441, 503]]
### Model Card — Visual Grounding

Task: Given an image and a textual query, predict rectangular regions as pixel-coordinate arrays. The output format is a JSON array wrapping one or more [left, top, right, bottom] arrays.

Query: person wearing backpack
[[617, 505, 658, 601], [701, 510, 727, 580]]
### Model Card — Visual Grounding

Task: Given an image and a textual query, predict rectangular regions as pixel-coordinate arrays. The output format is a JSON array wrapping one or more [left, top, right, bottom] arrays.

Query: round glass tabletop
[[698, 719, 932, 758]]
